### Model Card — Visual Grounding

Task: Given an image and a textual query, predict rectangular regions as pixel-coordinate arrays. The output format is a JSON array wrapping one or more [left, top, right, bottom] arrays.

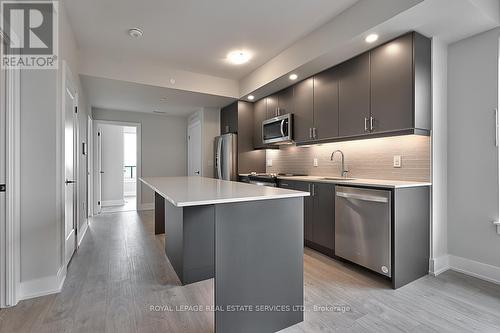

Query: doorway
[[188, 120, 202, 176], [94, 121, 140, 214]]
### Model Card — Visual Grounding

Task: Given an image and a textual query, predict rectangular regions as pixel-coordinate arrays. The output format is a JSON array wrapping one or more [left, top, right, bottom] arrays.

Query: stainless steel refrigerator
[[214, 133, 237, 181]]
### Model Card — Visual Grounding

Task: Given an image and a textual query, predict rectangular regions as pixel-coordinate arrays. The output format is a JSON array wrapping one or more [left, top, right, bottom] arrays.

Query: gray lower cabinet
[[338, 53, 371, 137], [279, 180, 334, 256]]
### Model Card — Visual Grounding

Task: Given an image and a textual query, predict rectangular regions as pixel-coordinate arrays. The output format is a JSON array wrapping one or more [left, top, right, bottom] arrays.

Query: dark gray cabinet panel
[[277, 86, 294, 116], [253, 98, 267, 149], [370, 33, 413, 132], [311, 183, 335, 251], [293, 78, 314, 143], [294, 181, 314, 243], [220, 102, 238, 134], [338, 53, 370, 137], [313, 67, 339, 140], [266, 95, 278, 119]]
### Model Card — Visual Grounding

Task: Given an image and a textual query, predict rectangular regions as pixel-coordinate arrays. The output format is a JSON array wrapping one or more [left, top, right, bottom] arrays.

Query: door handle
[[336, 191, 388, 203], [280, 119, 285, 137], [216, 139, 223, 179], [99, 171, 104, 174], [65, 179, 76, 185], [195, 171, 200, 175]]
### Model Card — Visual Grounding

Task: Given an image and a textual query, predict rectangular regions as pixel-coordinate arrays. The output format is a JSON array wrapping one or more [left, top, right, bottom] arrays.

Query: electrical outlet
[[266, 159, 273, 167], [313, 158, 318, 167], [393, 155, 402, 168]]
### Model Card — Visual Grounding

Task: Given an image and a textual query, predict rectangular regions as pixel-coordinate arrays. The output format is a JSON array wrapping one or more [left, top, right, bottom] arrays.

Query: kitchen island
[[140, 176, 309, 333]]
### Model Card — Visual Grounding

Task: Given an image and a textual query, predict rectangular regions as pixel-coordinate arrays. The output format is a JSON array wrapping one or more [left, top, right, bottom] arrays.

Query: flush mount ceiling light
[[247, 95, 255, 101], [128, 28, 143, 38], [289, 73, 298, 81], [365, 34, 379, 43], [227, 50, 251, 65]]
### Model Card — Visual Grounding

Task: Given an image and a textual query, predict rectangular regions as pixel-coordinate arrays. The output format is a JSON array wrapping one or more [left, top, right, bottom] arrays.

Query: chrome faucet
[[330, 150, 349, 178]]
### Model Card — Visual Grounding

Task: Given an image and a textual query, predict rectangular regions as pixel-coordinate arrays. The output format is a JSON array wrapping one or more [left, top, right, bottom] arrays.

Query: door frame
[[92, 120, 142, 212], [0, 31, 21, 308], [61, 61, 79, 268], [87, 116, 93, 218]]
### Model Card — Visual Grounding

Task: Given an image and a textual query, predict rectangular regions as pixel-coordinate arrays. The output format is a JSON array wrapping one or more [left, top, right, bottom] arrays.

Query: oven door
[[262, 114, 292, 144]]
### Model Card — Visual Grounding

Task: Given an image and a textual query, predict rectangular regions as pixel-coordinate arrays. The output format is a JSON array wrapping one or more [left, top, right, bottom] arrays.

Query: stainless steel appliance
[[335, 186, 392, 277], [247, 173, 278, 187], [214, 133, 238, 181], [262, 114, 293, 144]]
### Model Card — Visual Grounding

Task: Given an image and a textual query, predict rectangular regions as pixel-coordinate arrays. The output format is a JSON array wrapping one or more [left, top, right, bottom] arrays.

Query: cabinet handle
[[370, 116, 374, 131], [312, 127, 317, 139], [309, 128, 313, 139], [364, 117, 368, 132]]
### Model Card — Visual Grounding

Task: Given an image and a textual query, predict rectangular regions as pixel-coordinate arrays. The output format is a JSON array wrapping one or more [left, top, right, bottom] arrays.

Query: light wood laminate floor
[[1, 210, 500, 333]]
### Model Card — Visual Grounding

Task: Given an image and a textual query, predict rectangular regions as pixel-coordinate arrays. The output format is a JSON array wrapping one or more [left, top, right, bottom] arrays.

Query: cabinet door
[[277, 86, 294, 116], [293, 78, 314, 143], [220, 102, 238, 134], [266, 95, 278, 119], [313, 67, 339, 140], [253, 99, 267, 148], [312, 183, 335, 250], [338, 53, 370, 137], [370, 33, 413, 132], [294, 181, 314, 243]]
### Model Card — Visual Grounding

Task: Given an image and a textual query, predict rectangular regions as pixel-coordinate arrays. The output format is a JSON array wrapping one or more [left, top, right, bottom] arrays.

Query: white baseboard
[[429, 255, 450, 276], [448, 255, 500, 285], [78, 220, 89, 246], [19, 266, 66, 301], [138, 202, 154, 211], [101, 199, 125, 207]]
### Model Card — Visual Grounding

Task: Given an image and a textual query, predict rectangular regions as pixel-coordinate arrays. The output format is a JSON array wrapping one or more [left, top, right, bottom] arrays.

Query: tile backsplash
[[266, 135, 431, 182]]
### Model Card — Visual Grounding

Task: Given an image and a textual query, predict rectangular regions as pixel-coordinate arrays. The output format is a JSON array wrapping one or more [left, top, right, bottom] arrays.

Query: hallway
[[1, 211, 500, 333]]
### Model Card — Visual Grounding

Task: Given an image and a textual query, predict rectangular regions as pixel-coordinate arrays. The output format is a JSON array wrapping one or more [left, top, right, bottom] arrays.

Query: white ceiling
[[64, 0, 359, 80], [81, 75, 235, 116]]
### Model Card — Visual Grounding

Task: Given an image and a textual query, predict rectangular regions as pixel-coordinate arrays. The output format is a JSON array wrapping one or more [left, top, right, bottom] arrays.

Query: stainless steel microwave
[[262, 114, 293, 144]]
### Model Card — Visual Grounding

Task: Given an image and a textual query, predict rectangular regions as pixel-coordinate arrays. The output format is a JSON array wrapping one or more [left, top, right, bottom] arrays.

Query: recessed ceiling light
[[247, 95, 255, 101], [227, 50, 251, 65], [128, 28, 143, 38], [289, 74, 298, 81], [365, 34, 379, 43]]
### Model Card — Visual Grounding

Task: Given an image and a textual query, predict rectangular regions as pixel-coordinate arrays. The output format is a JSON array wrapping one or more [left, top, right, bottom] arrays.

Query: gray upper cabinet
[[338, 53, 371, 137], [313, 67, 339, 140], [253, 98, 268, 149], [220, 102, 238, 134], [370, 33, 413, 132], [266, 87, 294, 119], [265, 95, 278, 119], [293, 78, 314, 143]]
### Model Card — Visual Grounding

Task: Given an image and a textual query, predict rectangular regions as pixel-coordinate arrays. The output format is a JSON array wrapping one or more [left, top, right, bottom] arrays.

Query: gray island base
[[140, 177, 308, 333]]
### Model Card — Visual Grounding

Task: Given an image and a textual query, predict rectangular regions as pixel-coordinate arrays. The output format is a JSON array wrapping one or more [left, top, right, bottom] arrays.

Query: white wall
[[92, 108, 187, 206], [17, 0, 90, 300], [430, 38, 449, 274], [99, 124, 124, 204], [447, 28, 500, 278]]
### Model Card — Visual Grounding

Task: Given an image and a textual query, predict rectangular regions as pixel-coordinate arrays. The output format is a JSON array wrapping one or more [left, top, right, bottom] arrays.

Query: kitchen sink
[[320, 177, 356, 181]]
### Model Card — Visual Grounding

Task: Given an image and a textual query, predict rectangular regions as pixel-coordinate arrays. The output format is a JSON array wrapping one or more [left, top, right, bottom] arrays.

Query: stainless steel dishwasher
[[335, 186, 391, 277]]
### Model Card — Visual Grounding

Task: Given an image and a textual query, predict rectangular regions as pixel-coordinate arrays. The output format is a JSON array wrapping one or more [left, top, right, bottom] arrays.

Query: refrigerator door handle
[[216, 138, 223, 179]]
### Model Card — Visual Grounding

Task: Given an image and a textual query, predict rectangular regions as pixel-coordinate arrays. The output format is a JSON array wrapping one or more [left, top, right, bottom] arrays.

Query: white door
[[188, 121, 202, 176], [95, 128, 102, 214], [87, 116, 92, 217], [0, 47, 6, 295], [64, 86, 77, 266]]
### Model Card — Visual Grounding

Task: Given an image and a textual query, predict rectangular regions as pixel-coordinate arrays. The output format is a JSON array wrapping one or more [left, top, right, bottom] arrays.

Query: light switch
[[313, 158, 318, 167], [393, 155, 402, 168], [266, 159, 273, 167]]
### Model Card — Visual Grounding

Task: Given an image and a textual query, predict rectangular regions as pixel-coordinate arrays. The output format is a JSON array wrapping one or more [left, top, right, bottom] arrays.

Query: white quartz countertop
[[140, 177, 309, 207], [240, 174, 431, 189]]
